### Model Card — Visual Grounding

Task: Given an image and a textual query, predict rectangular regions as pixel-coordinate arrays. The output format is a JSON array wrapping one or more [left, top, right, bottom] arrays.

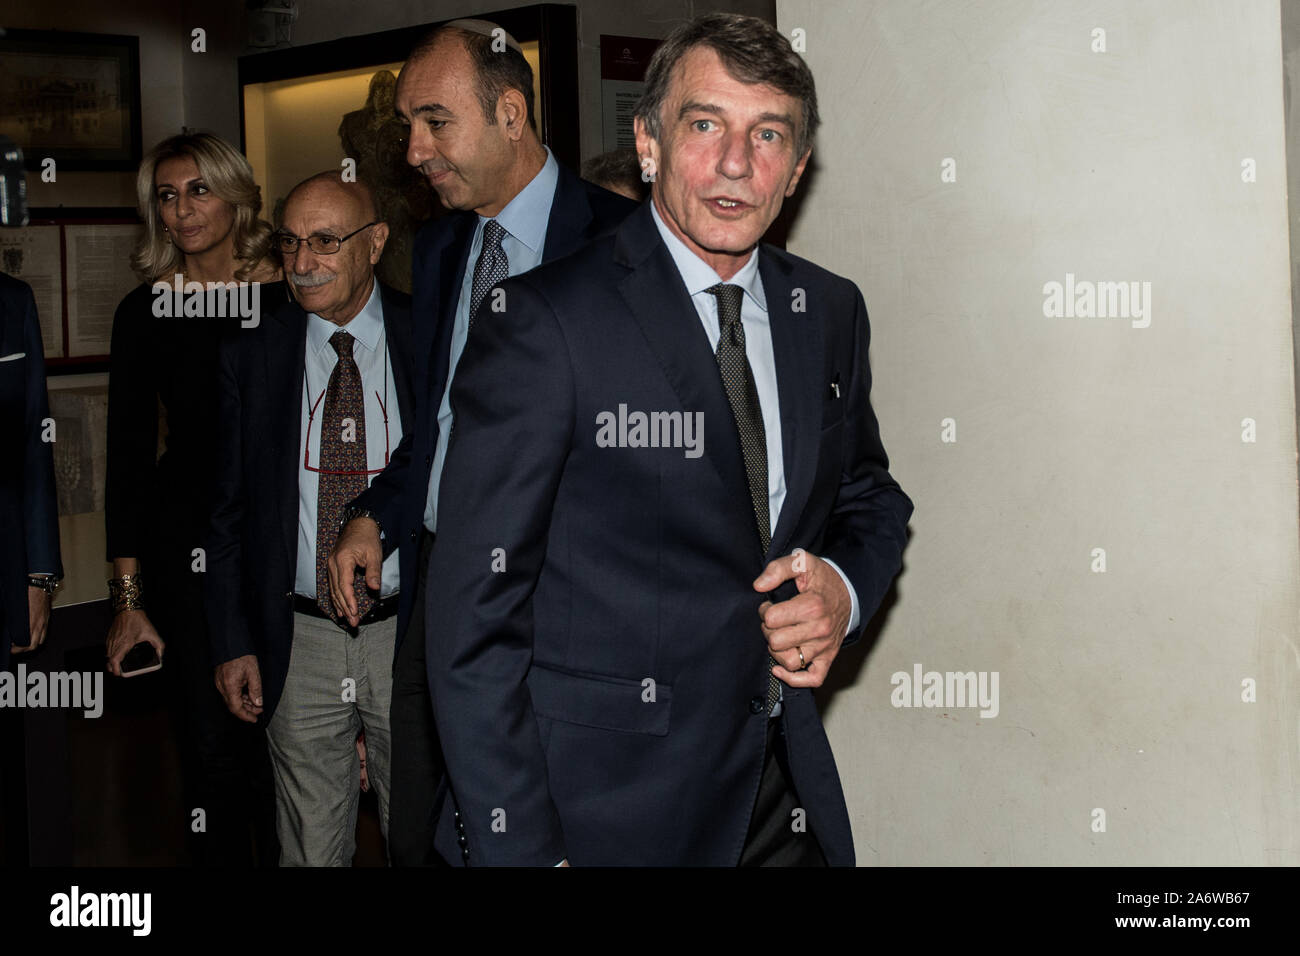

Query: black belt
[[292, 593, 399, 627]]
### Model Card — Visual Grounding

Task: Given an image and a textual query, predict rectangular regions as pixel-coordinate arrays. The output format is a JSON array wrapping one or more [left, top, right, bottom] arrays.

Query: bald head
[[279, 170, 389, 325], [286, 170, 378, 225]]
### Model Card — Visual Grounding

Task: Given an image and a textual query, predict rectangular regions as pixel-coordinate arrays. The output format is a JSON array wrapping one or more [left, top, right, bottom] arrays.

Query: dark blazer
[[205, 282, 414, 721], [425, 203, 913, 866], [0, 274, 61, 664], [351, 164, 637, 644]]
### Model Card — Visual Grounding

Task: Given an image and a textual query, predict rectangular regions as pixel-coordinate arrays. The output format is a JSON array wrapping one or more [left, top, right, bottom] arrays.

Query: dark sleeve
[[821, 287, 913, 646], [350, 431, 412, 559], [203, 330, 255, 664], [425, 277, 571, 866], [19, 281, 61, 576], [104, 289, 158, 561]]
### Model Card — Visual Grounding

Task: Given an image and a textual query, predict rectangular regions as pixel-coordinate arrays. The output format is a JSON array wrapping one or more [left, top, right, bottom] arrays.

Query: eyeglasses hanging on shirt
[[302, 349, 392, 476]]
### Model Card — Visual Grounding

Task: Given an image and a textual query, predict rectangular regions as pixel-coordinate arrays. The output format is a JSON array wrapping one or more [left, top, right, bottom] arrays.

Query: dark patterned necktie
[[468, 219, 509, 331], [316, 329, 375, 623], [707, 283, 780, 714]]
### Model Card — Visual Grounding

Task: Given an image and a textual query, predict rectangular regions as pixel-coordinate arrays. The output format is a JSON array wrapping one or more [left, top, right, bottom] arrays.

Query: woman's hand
[[106, 609, 165, 676]]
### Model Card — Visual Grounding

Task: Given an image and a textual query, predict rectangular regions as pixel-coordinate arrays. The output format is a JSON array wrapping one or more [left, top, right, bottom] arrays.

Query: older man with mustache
[[206, 171, 415, 865]]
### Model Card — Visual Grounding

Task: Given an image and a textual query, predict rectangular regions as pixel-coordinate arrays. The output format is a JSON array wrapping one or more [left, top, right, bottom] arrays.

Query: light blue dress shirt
[[648, 201, 861, 639], [295, 279, 402, 599], [424, 146, 559, 532]]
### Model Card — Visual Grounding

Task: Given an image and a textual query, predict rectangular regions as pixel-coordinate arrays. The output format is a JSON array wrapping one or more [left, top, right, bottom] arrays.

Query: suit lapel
[[615, 208, 758, 555], [541, 165, 595, 263], [427, 215, 476, 415], [378, 283, 415, 429], [264, 299, 308, 575], [762, 251, 822, 559]]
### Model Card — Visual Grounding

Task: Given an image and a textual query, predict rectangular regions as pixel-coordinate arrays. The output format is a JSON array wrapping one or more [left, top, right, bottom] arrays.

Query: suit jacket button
[[461, 849, 470, 861], [457, 835, 468, 847], [409, 529, 418, 542], [749, 696, 765, 714], [425, 454, 433, 466]]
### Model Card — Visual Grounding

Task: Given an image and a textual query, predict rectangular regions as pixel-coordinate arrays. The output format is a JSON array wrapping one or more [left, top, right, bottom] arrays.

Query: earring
[[639, 156, 656, 183]]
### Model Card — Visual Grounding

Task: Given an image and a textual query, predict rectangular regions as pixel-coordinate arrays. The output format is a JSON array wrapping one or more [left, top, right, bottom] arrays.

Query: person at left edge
[[0, 273, 62, 667], [206, 172, 413, 865]]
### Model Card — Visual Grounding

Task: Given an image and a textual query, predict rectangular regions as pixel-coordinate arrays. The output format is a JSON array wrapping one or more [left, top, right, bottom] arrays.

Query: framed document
[[63, 223, 141, 357], [20, 208, 141, 371]]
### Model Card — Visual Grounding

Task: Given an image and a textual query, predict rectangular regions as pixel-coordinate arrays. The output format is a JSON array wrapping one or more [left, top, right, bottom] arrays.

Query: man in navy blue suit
[[327, 20, 636, 865], [0, 273, 62, 668], [422, 13, 913, 866]]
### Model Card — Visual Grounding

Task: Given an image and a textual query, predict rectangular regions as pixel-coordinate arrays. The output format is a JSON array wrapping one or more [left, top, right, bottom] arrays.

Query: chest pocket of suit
[[527, 662, 672, 736]]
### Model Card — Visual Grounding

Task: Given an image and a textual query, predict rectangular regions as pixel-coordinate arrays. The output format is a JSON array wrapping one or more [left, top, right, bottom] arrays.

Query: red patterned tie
[[316, 330, 375, 623]]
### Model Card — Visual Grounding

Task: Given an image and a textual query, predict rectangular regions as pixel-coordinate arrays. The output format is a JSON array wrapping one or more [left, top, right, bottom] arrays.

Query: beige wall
[[778, 0, 1300, 864]]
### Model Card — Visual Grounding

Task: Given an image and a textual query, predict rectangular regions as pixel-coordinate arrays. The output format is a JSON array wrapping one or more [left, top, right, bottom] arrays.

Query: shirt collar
[[649, 199, 766, 312], [306, 277, 383, 355], [484, 145, 558, 256]]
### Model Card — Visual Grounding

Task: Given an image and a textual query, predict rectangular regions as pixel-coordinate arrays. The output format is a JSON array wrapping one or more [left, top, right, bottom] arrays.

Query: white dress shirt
[[648, 201, 861, 637], [295, 279, 402, 598], [424, 147, 559, 532]]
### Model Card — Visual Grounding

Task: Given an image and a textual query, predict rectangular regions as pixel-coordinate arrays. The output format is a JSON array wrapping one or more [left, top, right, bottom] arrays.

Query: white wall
[[777, 0, 1300, 864]]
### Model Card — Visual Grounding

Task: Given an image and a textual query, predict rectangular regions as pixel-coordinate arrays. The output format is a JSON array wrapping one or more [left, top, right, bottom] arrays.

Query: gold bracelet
[[108, 573, 144, 613]]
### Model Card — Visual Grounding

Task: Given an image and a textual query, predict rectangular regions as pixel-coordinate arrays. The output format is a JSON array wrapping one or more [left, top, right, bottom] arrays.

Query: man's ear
[[634, 115, 659, 181], [499, 88, 529, 139], [369, 222, 390, 264], [785, 146, 812, 198]]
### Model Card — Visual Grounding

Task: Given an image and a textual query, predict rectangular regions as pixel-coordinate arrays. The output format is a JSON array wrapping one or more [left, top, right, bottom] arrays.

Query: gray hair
[[634, 13, 819, 157]]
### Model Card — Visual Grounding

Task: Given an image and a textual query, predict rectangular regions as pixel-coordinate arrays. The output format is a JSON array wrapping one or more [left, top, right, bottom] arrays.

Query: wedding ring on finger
[[797, 645, 807, 670]]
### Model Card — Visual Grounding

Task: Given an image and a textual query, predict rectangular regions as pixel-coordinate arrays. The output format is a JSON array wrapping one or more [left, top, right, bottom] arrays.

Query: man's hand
[[12, 585, 53, 656], [753, 548, 852, 688], [215, 654, 264, 723], [105, 609, 165, 677], [328, 517, 383, 627]]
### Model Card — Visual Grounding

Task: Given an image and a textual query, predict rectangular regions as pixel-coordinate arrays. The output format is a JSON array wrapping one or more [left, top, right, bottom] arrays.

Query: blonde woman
[[104, 132, 284, 866]]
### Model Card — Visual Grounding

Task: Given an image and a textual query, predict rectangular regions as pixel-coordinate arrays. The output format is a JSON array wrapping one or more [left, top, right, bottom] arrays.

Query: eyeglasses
[[302, 364, 392, 476], [276, 221, 379, 256]]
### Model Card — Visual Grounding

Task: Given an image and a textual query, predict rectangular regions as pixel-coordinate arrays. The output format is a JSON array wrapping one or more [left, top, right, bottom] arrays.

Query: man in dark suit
[[326, 20, 636, 866], [206, 172, 414, 864], [0, 273, 62, 667], [423, 13, 913, 866]]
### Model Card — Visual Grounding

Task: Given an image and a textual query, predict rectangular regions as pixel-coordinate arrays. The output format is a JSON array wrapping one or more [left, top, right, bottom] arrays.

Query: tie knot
[[482, 219, 507, 250], [707, 282, 744, 330], [329, 329, 354, 359]]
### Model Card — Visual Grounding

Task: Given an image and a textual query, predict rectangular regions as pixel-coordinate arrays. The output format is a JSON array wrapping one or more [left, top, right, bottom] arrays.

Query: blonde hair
[[131, 132, 274, 283]]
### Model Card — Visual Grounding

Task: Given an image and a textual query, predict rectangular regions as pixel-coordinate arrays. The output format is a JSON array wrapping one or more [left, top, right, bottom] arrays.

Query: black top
[[105, 279, 291, 561]]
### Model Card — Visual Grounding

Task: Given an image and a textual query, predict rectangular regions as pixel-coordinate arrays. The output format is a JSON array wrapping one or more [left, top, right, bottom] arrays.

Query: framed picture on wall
[[0, 29, 143, 171]]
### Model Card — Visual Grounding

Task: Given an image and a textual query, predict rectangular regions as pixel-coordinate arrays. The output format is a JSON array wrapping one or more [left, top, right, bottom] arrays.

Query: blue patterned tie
[[469, 219, 509, 331]]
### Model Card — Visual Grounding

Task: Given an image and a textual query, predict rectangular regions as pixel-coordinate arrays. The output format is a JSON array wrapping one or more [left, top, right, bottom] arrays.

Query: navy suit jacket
[[350, 165, 637, 644], [0, 274, 61, 664], [205, 282, 414, 721], [426, 203, 913, 866]]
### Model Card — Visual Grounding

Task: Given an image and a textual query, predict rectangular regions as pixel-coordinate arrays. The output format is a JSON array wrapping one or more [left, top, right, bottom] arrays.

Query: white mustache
[[290, 272, 335, 288]]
